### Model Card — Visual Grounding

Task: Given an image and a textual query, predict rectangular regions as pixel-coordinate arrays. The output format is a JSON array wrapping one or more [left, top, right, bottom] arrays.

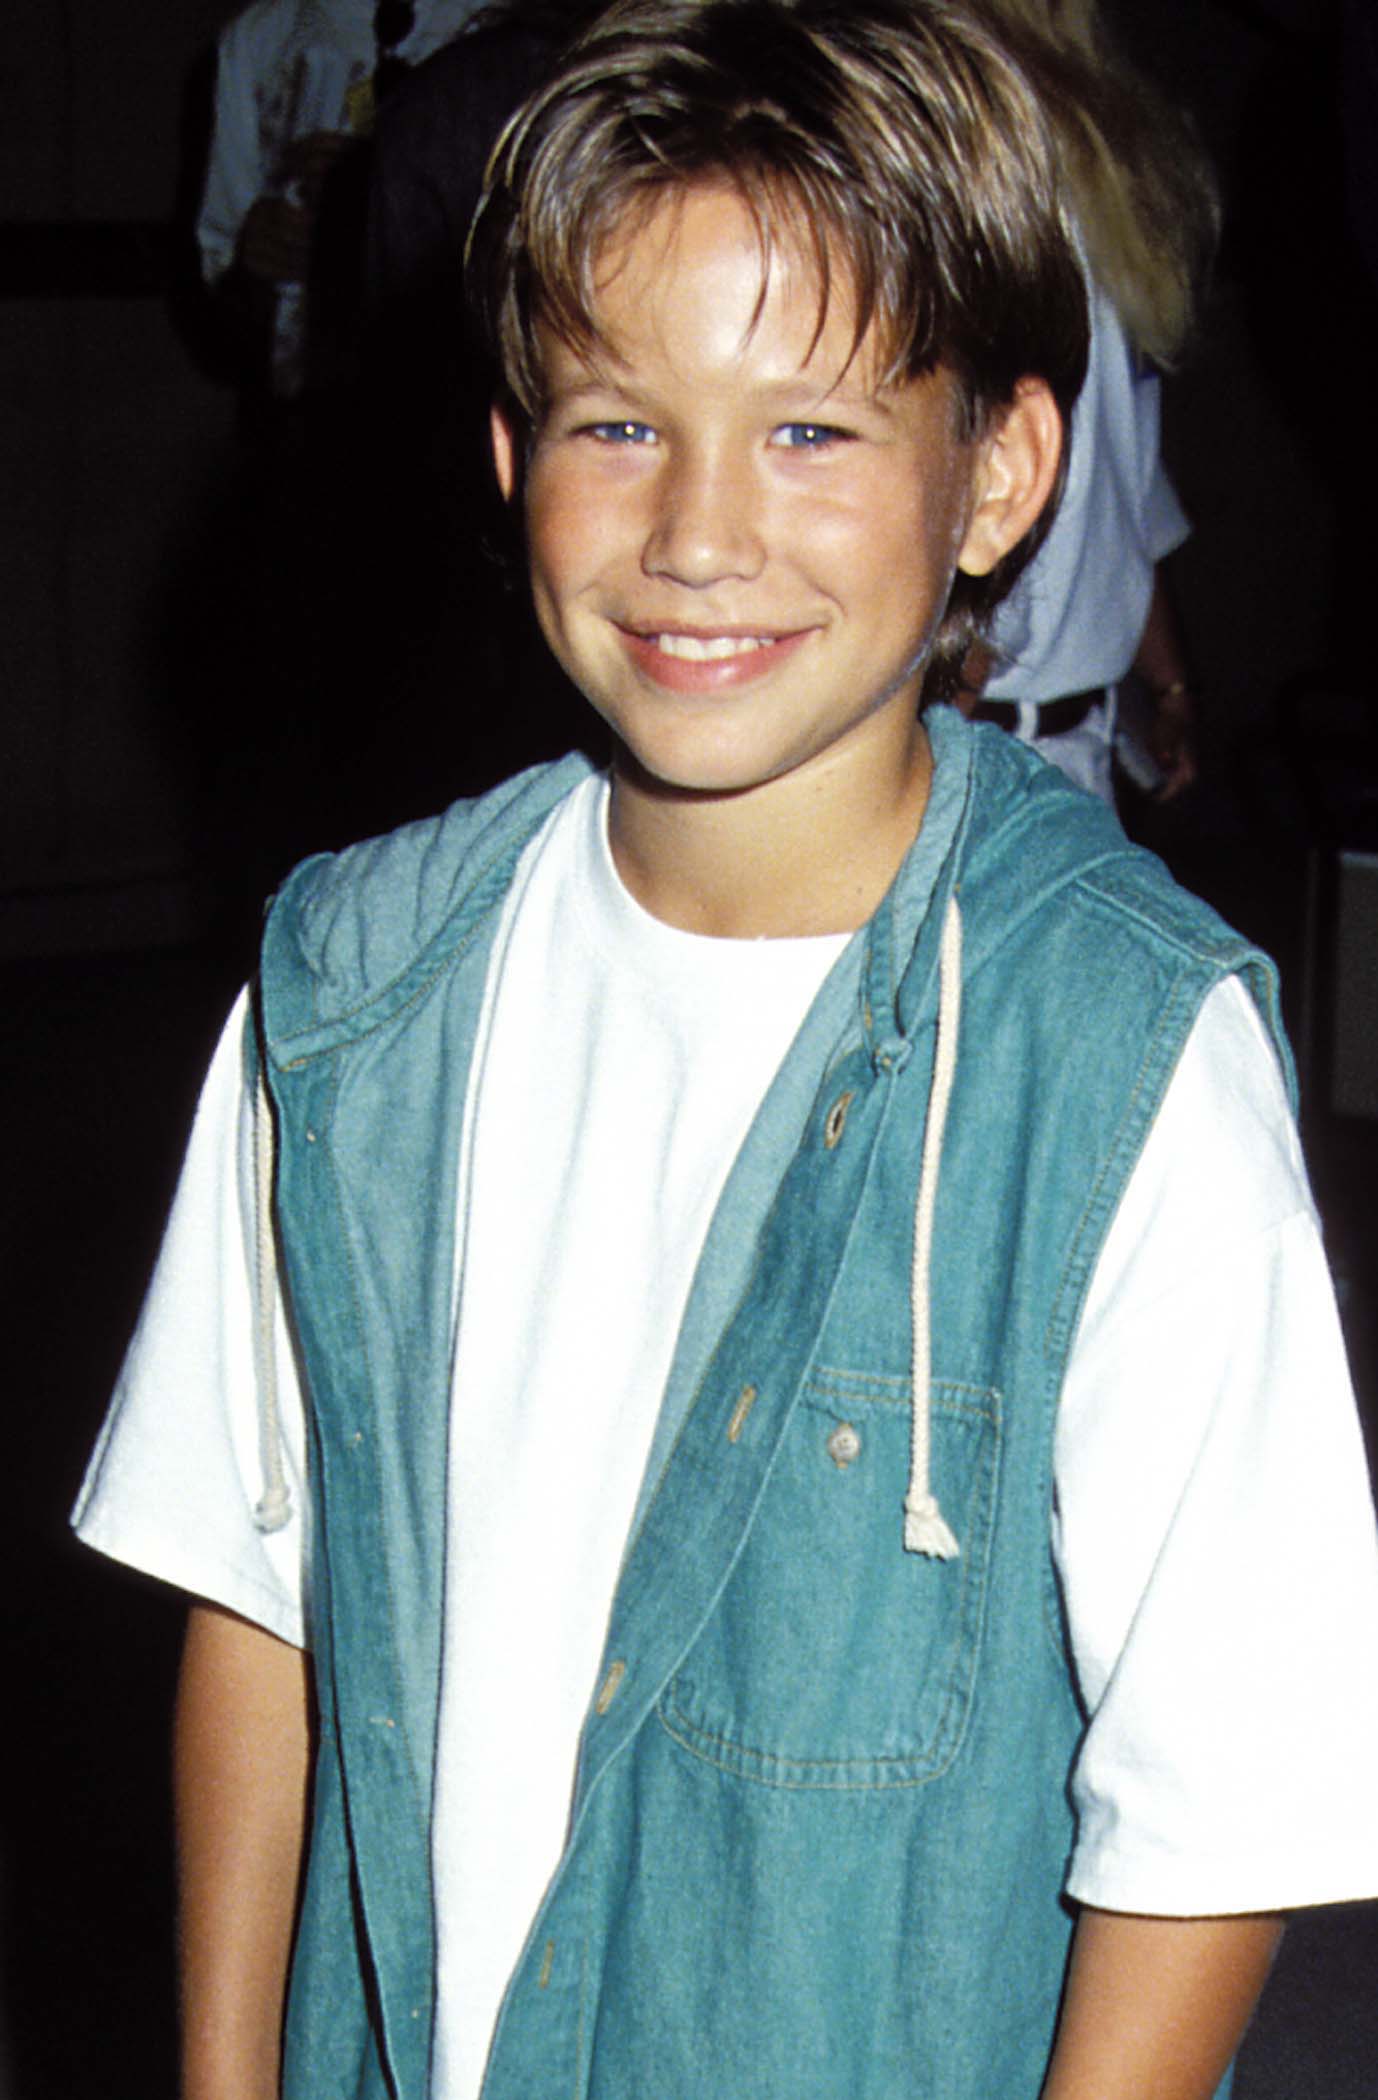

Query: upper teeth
[[654, 633, 770, 661]]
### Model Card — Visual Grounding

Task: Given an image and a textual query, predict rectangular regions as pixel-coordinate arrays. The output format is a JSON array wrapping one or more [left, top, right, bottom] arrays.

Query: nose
[[641, 445, 766, 588]]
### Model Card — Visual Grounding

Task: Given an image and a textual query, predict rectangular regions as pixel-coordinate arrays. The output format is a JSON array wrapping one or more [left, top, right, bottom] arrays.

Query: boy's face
[[494, 183, 1048, 805]]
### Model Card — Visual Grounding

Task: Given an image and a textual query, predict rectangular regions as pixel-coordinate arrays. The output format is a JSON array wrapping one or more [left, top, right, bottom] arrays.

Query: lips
[[616, 622, 814, 692]]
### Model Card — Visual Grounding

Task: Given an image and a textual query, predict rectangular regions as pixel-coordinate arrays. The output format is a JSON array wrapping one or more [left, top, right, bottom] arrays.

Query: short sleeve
[[196, 8, 281, 283], [1057, 976, 1378, 1915], [71, 989, 311, 1648], [1142, 450, 1189, 565]]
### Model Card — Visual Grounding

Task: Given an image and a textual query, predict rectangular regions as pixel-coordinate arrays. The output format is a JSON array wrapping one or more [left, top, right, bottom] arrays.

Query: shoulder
[[962, 725, 1243, 960], [261, 755, 594, 1037], [1084, 975, 1306, 1339], [953, 722, 1289, 1090], [218, 0, 300, 70]]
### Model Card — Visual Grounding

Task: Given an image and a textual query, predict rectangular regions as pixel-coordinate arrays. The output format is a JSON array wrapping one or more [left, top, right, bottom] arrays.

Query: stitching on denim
[[573, 1908, 589, 2100], [305, 1053, 435, 1895], [271, 908, 496, 1065], [657, 1393, 1000, 1791], [657, 1696, 952, 1788], [804, 1371, 998, 1414], [286, 784, 571, 1044], [1042, 963, 1197, 1363], [619, 1051, 873, 1559], [1075, 862, 1257, 965], [1040, 1518, 1086, 1698], [1037, 938, 1239, 1656], [657, 1598, 983, 1788]]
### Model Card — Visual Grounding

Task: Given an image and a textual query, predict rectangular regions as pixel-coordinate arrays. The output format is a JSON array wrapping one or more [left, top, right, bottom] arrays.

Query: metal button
[[827, 1421, 862, 1469]]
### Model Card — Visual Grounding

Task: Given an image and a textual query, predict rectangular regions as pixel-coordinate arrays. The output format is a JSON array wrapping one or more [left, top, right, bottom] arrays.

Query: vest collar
[[861, 703, 974, 1072]]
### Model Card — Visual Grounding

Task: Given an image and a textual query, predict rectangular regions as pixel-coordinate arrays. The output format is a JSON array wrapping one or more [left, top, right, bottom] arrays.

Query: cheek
[[812, 469, 972, 677], [782, 482, 894, 581], [807, 438, 966, 571], [889, 469, 975, 605], [523, 473, 582, 613], [525, 455, 626, 604], [813, 487, 959, 614]]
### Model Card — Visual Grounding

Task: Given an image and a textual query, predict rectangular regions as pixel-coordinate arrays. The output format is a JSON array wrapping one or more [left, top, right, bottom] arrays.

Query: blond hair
[[966, 0, 1218, 363]]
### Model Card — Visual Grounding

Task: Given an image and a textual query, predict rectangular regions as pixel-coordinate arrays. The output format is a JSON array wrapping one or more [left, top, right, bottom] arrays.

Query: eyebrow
[[543, 364, 901, 421], [766, 375, 900, 420], [545, 372, 633, 406]]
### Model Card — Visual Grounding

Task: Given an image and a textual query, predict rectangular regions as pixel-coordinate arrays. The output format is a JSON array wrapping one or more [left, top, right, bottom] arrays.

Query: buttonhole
[[726, 1384, 759, 1443], [824, 1091, 854, 1149]]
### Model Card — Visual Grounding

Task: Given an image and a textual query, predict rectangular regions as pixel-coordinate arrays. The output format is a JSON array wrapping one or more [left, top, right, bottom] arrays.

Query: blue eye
[[774, 422, 851, 450], [589, 420, 656, 445]]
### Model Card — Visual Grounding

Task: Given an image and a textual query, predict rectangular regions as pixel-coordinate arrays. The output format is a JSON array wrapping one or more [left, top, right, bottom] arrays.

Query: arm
[[235, 132, 359, 286], [1041, 1906, 1283, 2100], [174, 1601, 313, 2100], [1129, 573, 1197, 800]]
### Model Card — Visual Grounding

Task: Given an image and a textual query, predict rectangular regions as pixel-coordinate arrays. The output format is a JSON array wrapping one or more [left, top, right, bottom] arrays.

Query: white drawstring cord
[[252, 1062, 292, 1534], [903, 894, 962, 1560]]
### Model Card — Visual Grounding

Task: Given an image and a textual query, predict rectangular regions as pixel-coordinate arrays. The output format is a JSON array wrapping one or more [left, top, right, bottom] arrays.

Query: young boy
[[73, 3, 1378, 2097]]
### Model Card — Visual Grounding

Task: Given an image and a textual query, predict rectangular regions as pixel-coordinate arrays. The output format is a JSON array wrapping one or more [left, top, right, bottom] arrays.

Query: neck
[[607, 722, 933, 939]]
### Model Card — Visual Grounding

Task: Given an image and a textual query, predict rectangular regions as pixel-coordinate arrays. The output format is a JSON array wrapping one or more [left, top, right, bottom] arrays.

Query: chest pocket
[[658, 1375, 1001, 1789]]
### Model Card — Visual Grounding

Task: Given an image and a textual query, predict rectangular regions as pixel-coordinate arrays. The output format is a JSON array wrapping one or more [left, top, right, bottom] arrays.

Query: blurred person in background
[[953, 0, 1215, 806], [199, 0, 482, 397]]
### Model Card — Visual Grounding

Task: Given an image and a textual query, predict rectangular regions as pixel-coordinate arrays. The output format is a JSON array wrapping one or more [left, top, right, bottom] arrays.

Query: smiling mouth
[[651, 632, 775, 661], [614, 620, 814, 692]]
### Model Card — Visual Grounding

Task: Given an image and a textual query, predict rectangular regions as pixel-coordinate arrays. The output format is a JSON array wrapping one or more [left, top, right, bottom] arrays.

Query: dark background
[[2, 0, 1376, 2093]]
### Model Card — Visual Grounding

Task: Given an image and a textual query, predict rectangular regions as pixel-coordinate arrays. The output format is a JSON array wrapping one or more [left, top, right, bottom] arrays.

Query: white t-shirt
[[73, 777, 1378, 2096], [429, 780, 848, 2095]]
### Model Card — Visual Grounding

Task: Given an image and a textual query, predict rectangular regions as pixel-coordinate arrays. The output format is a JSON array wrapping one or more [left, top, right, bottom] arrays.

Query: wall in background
[[1, 0, 240, 954]]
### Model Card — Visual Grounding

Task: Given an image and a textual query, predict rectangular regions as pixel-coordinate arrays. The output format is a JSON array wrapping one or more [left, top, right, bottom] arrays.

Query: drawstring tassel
[[903, 1489, 960, 1561], [255, 1481, 293, 1534], [904, 895, 963, 1560]]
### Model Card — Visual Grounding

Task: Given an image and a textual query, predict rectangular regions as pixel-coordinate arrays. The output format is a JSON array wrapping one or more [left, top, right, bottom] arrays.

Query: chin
[[615, 748, 769, 801], [608, 714, 809, 797]]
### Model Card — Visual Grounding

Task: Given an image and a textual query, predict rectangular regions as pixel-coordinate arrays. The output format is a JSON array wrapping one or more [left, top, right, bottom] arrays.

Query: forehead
[[555, 179, 892, 395]]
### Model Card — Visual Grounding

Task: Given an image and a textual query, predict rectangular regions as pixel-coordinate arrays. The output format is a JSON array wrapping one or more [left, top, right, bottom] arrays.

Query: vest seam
[[290, 1051, 439, 2079], [267, 908, 500, 1065], [804, 1371, 1000, 1411], [280, 771, 585, 1050], [655, 1699, 969, 1790], [1042, 957, 1221, 1364], [608, 1047, 873, 1578], [1072, 865, 1254, 964], [1035, 952, 1230, 1673]]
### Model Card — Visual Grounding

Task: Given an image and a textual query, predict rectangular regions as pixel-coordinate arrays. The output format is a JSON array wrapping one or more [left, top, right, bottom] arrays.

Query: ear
[[491, 400, 520, 503], [956, 378, 1063, 578]]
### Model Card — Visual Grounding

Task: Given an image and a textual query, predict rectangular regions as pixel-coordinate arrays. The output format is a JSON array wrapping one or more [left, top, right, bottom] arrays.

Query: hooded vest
[[257, 710, 1287, 2100]]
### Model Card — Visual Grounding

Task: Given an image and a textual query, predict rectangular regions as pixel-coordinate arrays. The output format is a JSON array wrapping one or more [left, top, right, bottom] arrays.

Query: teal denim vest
[[258, 711, 1288, 2100]]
